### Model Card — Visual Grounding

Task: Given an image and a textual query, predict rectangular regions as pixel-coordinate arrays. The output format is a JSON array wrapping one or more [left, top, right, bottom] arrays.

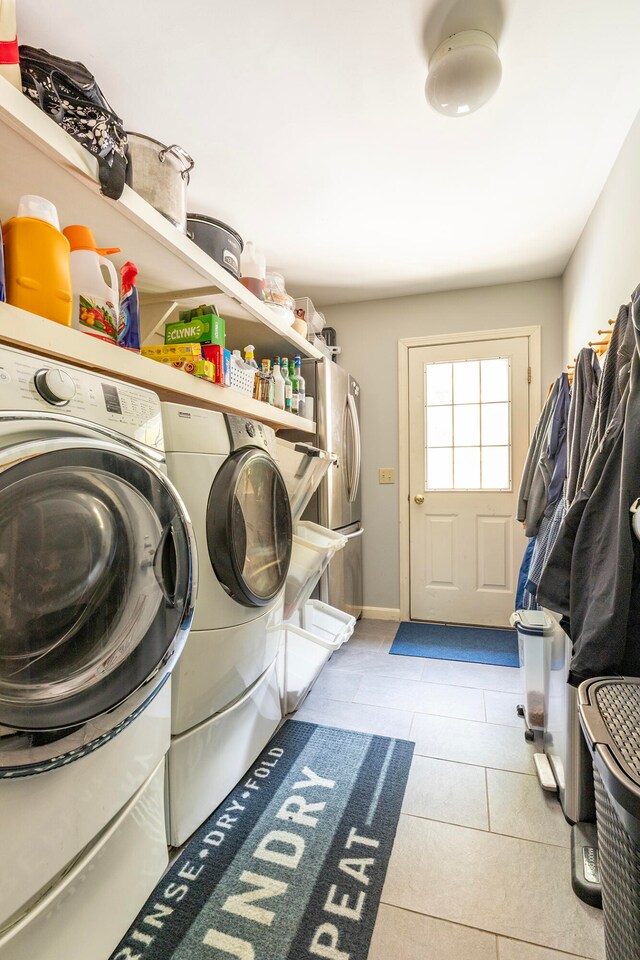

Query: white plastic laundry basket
[[280, 599, 356, 714], [283, 521, 347, 620]]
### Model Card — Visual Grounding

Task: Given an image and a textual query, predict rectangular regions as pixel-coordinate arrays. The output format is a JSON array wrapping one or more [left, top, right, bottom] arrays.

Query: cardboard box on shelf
[[142, 343, 204, 360], [165, 312, 225, 347], [178, 303, 216, 322], [202, 344, 231, 385], [141, 344, 215, 381]]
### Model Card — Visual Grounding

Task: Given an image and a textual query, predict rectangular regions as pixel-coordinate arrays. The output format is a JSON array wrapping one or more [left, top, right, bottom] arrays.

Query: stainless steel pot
[[126, 132, 194, 232]]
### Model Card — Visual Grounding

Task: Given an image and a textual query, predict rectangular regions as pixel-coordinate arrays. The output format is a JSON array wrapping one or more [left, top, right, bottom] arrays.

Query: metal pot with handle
[[126, 132, 194, 232]]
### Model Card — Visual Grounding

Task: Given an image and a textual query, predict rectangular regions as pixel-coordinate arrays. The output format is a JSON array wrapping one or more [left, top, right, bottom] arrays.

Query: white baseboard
[[361, 606, 401, 621]]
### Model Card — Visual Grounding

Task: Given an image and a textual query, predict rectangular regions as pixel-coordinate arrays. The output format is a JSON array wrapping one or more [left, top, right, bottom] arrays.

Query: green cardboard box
[[178, 303, 217, 323], [165, 312, 225, 346]]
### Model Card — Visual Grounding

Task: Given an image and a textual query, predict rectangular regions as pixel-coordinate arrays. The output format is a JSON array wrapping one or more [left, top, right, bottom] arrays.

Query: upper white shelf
[[0, 77, 323, 361]]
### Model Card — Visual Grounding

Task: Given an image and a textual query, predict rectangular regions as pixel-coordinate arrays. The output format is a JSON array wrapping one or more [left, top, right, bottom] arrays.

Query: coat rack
[[566, 320, 614, 385]]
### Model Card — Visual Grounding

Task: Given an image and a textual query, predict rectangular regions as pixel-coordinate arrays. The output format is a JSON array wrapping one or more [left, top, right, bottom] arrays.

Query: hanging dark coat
[[537, 285, 640, 684], [566, 348, 600, 504], [576, 303, 633, 491]]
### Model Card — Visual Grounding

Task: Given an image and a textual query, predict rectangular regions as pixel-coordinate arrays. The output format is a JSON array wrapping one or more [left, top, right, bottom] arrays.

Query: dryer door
[[0, 435, 195, 734], [207, 448, 292, 607]]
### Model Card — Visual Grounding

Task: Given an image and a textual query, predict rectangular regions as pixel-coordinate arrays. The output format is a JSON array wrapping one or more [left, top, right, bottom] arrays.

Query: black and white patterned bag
[[19, 45, 127, 200]]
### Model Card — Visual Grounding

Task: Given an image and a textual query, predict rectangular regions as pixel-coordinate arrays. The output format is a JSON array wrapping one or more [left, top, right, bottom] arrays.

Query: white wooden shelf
[[0, 76, 323, 361], [0, 303, 315, 433]]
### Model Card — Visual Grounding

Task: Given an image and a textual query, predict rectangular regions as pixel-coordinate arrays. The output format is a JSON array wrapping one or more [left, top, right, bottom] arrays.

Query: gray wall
[[323, 278, 563, 612], [563, 108, 640, 362]]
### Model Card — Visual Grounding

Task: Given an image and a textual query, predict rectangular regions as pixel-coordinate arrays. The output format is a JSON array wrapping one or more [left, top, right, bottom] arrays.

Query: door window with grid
[[424, 358, 511, 490]]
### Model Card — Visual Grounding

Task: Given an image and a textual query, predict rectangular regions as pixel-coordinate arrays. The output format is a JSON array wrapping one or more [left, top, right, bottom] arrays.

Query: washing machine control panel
[[0, 346, 164, 450], [226, 413, 278, 457]]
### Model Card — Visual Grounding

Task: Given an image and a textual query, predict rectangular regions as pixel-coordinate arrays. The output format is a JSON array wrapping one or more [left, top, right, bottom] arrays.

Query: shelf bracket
[[141, 300, 179, 346]]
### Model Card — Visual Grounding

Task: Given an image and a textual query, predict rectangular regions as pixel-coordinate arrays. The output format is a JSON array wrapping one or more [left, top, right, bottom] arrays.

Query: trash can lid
[[510, 610, 550, 635], [578, 678, 640, 836]]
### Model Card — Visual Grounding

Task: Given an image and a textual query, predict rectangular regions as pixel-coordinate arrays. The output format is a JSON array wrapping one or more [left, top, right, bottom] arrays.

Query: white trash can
[[510, 610, 552, 735]]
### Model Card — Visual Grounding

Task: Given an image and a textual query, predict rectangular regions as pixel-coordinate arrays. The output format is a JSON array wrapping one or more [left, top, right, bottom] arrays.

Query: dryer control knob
[[34, 368, 76, 406]]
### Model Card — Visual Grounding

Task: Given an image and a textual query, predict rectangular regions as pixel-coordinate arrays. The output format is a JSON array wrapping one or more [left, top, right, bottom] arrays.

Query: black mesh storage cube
[[578, 678, 640, 960]]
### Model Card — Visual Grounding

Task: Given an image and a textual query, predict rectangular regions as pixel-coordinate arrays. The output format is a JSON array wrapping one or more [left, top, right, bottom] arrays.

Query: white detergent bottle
[[63, 225, 121, 344]]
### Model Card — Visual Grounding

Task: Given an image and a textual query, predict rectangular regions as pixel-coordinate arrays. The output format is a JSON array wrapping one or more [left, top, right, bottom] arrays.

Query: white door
[[408, 335, 530, 627]]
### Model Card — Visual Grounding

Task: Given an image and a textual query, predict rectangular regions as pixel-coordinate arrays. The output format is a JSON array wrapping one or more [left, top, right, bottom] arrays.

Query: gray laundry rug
[[110, 719, 414, 960]]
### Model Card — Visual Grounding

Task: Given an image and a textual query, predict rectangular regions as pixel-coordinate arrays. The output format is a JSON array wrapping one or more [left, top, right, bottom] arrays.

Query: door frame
[[398, 325, 542, 622]]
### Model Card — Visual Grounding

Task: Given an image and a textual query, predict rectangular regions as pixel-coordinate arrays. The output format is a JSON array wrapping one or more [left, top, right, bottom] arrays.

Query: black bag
[[19, 45, 127, 200]]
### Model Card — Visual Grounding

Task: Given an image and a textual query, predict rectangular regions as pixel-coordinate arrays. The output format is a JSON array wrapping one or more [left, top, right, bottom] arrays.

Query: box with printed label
[[142, 343, 203, 360], [202, 344, 231, 385], [146, 356, 215, 382], [164, 313, 225, 347]]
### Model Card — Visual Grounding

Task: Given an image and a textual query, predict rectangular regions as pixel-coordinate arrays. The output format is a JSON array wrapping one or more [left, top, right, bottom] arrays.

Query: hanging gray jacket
[[566, 348, 600, 504], [516, 378, 560, 537], [545, 373, 570, 514]]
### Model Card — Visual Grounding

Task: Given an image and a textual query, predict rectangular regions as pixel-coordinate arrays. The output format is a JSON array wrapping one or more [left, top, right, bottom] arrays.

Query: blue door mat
[[390, 620, 519, 667]]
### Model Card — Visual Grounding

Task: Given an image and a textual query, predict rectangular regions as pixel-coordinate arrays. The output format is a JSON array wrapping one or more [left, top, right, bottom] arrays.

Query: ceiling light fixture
[[426, 30, 502, 117]]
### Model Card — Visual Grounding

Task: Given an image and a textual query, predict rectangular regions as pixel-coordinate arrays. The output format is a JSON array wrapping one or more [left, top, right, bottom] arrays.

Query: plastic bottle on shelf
[[117, 261, 140, 352], [0, 2, 21, 91], [240, 241, 266, 300], [272, 356, 285, 409], [243, 344, 258, 368], [232, 349, 247, 367], [63, 225, 121, 344], [295, 355, 305, 417], [281, 356, 292, 413], [2, 196, 73, 326]]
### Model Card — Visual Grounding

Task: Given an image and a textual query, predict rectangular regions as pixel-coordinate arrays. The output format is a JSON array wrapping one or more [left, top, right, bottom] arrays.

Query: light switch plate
[[379, 468, 395, 484]]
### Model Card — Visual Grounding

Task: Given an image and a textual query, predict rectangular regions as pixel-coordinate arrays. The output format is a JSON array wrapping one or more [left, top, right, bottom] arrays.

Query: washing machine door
[[0, 431, 195, 736], [207, 448, 292, 607]]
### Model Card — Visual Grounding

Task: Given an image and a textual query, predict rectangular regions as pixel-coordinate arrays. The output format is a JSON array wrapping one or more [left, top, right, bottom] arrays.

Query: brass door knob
[[414, 494, 425, 504]]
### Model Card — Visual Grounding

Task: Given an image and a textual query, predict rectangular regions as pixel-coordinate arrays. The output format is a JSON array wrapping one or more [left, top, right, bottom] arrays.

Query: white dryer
[[0, 347, 196, 960], [162, 403, 290, 845]]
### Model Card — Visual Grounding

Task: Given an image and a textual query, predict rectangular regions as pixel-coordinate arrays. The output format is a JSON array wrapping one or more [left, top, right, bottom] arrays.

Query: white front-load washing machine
[[162, 403, 290, 845], [0, 347, 196, 960]]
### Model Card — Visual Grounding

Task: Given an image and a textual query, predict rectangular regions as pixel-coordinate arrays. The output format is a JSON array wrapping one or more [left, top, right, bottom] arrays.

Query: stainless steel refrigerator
[[283, 358, 363, 619]]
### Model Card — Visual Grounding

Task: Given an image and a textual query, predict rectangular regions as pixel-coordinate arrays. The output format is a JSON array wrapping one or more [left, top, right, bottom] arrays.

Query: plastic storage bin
[[280, 599, 356, 713], [283, 521, 347, 620], [275, 439, 337, 522], [579, 678, 640, 959], [511, 610, 551, 732]]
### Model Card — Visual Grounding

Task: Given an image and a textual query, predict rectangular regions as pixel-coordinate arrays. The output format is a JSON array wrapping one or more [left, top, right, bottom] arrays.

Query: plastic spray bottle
[[118, 262, 141, 351]]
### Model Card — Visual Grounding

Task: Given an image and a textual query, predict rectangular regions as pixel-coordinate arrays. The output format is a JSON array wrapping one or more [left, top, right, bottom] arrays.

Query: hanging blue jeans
[[515, 537, 535, 610]]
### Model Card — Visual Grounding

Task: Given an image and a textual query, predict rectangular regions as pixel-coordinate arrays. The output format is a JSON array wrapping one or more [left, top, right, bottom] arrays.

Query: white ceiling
[[17, 1, 640, 305]]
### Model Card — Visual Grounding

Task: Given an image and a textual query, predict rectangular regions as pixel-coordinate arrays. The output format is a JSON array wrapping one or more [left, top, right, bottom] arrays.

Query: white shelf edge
[[0, 303, 315, 433], [0, 77, 324, 362]]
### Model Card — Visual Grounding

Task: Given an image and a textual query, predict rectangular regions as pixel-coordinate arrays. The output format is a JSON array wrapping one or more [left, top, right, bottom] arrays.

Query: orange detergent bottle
[[2, 196, 72, 326]]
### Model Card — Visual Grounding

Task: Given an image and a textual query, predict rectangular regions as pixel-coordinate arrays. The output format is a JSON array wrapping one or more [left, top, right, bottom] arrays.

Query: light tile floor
[[294, 619, 604, 960]]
